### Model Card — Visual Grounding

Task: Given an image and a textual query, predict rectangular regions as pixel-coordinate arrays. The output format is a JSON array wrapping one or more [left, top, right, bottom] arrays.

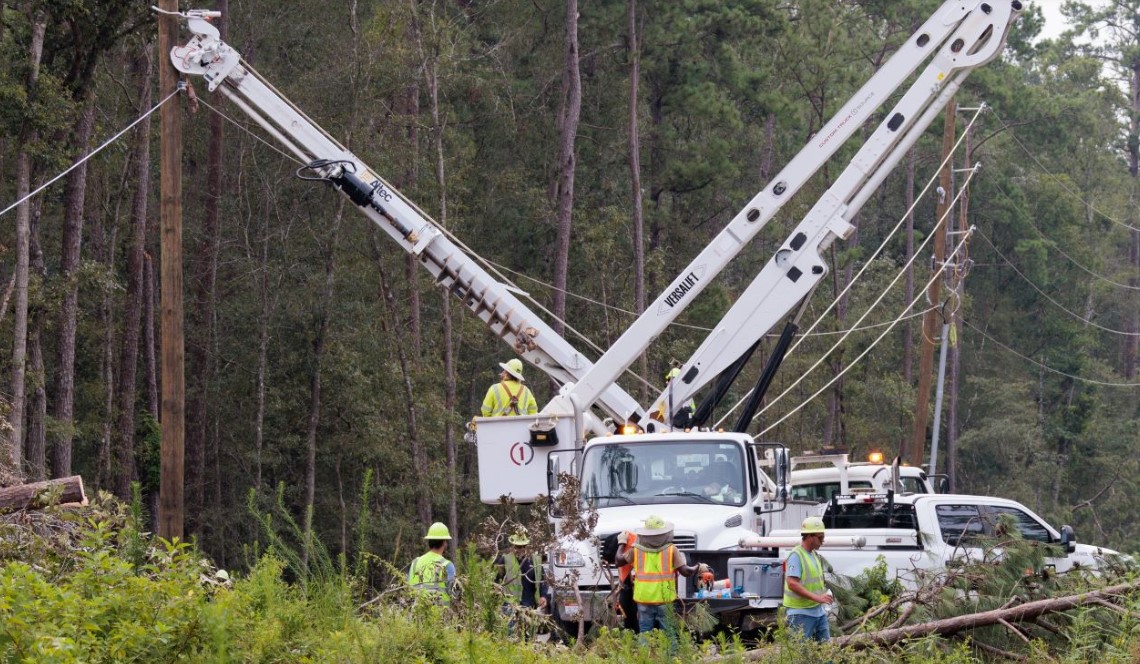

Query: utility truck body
[[763, 493, 1120, 585]]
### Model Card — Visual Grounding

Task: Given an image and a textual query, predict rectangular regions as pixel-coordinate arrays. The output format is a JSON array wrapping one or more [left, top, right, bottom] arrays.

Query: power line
[[990, 110, 1140, 233], [989, 183, 1140, 291], [753, 229, 979, 438], [0, 87, 182, 219], [961, 319, 1140, 387], [743, 164, 982, 427], [973, 228, 1140, 337]]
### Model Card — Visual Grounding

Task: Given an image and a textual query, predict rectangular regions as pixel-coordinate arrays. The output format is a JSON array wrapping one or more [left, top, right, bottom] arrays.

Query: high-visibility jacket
[[782, 545, 825, 609], [503, 553, 543, 607], [481, 380, 538, 417], [632, 544, 678, 605], [409, 551, 452, 602], [618, 533, 638, 583]]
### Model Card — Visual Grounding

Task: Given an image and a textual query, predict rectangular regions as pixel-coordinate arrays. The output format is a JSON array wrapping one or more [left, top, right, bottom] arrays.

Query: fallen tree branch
[[1089, 598, 1127, 615], [961, 636, 1028, 661], [831, 580, 1140, 649], [997, 618, 1031, 644]]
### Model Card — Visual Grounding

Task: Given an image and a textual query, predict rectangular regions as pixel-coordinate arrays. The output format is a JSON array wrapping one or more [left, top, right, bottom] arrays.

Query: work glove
[[620, 531, 634, 545]]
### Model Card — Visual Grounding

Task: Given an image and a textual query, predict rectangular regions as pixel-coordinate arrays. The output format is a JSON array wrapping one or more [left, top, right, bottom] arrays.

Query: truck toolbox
[[729, 557, 783, 599]]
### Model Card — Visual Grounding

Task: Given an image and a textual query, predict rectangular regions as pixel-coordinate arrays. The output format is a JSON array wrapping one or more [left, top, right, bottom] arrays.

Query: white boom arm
[[542, 0, 1021, 423], [164, 9, 643, 424], [651, 0, 1022, 415]]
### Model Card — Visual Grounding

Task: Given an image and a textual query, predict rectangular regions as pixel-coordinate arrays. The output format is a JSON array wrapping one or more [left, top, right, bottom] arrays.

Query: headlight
[[554, 547, 586, 567]]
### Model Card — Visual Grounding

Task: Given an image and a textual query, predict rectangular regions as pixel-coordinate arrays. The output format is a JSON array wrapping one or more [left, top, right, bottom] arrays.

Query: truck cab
[[545, 431, 815, 626]]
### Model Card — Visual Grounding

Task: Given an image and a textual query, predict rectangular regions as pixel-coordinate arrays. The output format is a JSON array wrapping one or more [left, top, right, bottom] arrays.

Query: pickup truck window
[[824, 502, 917, 529], [936, 504, 985, 546], [792, 477, 927, 504], [986, 506, 1052, 543], [792, 481, 872, 503]]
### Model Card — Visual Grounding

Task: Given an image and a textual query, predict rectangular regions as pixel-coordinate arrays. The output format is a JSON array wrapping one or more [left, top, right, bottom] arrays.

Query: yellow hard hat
[[424, 522, 452, 540], [665, 367, 681, 381], [801, 516, 825, 534], [499, 358, 525, 382], [508, 529, 530, 546]]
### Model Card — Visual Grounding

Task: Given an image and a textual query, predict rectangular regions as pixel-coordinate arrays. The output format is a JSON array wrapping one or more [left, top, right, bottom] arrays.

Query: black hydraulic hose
[[732, 321, 798, 434], [690, 339, 762, 428]]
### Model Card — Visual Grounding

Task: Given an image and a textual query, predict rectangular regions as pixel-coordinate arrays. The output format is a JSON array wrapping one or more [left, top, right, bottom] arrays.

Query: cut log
[[832, 580, 1140, 649], [0, 475, 86, 511], [703, 579, 1140, 663]]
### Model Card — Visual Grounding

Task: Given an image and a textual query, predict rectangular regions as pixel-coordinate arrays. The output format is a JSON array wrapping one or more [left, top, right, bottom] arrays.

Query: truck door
[[982, 504, 1072, 573], [934, 504, 987, 564]]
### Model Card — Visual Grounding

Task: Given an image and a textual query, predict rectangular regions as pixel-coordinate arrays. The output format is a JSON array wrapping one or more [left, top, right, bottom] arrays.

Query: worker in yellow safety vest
[[481, 358, 538, 417], [408, 522, 457, 602], [782, 516, 834, 642], [615, 515, 703, 635], [496, 528, 547, 610], [654, 367, 696, 427]]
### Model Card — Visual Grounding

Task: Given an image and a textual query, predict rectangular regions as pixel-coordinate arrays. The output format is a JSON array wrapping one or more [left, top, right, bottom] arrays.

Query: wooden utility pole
[[157, 0, 185, 540], [906, 99, 955, 467]]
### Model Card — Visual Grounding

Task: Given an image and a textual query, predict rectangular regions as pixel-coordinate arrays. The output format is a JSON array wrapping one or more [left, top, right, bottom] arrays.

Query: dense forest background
[[0, 0, 1137, 571]]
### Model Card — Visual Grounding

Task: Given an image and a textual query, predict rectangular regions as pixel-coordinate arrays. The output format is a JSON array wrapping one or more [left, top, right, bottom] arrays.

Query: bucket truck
[[166, 0, 1022, 633]]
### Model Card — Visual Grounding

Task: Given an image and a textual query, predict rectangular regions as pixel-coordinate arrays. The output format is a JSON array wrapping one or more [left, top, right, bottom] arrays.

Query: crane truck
[[166, 0, 1022, 633]]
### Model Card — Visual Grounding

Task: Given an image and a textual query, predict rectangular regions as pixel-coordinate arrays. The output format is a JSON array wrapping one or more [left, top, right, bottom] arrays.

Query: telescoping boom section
[[544, 0, 1022, 425], [163, 8, 643, 428]]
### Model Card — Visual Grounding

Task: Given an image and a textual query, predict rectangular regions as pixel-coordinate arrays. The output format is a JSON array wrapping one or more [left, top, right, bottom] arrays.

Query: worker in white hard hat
[[782, 516, 833, 642], [408, 521, 457, 602], [481, 358, 538, 416]]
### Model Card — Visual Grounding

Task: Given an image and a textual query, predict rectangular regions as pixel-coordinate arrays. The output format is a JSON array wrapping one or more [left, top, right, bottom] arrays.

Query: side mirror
[[1060, 524, 1076, 554], [775, 447, 790, 503], [547, 455, 561, 496]]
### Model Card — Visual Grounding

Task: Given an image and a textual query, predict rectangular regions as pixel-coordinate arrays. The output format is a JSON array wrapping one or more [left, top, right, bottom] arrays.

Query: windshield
[[580, 441, 747, 507]]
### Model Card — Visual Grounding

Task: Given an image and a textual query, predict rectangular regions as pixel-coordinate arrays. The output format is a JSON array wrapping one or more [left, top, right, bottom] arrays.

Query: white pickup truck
[[765, 493, 1120, 585], [789, 452, 939, 503]]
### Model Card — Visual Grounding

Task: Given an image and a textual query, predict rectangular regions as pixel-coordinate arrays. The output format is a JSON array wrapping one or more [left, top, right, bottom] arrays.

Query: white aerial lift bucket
[[473, 415, 579, 504]]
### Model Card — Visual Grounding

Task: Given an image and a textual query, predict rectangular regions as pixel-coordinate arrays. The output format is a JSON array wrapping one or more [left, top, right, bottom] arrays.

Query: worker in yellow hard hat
[[481, 358, 538, 416], [654, 367, 695, 427], [782, 516, 833, 642], [408, 521, 457, 602]]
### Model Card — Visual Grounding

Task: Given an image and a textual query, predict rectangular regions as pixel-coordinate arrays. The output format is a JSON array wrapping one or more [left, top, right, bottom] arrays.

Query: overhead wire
[[989, 183, 1140, 291], [0, 87, 182, 219], [990, 110, 1140, 233], [711, 106, 986, 429], [961, 319, 1140, 387], [194, 95, 308, 167], [754, 228, 978, 439], [973, 228, 1140, 336]]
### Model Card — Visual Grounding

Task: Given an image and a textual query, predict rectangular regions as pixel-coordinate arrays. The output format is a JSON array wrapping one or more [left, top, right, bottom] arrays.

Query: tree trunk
[[52, 96, 97, 478], [144, 253, 159, 417], [254, 231, 271, 490], [302, 201, 342, 568], [186, 0, 226, 534], [413, 6, 459, 544], [7, 10, 47, 475], [1123, 57, 1139, 378], [832, 581, 1140, 649], [627, 0, 647, 403], [25, 201, 47, 481], [115, 44, 155, 499], [373, 238, 432, 528], [902, 146, 916, 384], [551, 0, 581, 335]]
